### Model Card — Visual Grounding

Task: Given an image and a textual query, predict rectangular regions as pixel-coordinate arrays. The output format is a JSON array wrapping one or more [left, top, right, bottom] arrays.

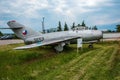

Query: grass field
[[0, 41, 120, 80]]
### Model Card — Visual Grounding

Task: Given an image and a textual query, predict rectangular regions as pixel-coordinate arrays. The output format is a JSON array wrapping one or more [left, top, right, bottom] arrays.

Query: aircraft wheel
[[54, 45, 63, 53]]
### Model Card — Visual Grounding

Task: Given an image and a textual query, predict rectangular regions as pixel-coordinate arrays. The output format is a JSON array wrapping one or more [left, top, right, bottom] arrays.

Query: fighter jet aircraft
[[7, 20, 103, 52]]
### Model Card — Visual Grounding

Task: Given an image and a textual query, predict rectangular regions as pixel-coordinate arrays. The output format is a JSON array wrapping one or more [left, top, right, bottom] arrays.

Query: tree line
[[57, 20, 98, 31], [57, 21, 69, 31], [57, 20, 120, 32]]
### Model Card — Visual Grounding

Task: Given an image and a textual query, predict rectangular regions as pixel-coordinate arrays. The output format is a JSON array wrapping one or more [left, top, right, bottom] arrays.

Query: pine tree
[[116, 24, 120, 32], [57, 21, 62, 31], [0, 31, 3, 36], [81, 20, 86, 26], [93, 25, 98, 30], [89, 27, 92, 30], [64, 22, 69, 31], [71, 22, 75, 29], [77, 24, 81, 27]]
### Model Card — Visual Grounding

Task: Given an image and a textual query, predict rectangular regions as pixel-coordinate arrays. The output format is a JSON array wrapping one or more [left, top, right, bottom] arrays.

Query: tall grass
[[0, 42, 120, 80]]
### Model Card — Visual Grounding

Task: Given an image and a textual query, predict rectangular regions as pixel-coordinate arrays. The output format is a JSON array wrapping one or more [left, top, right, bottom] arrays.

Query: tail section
[[7, 20, 41, 40]]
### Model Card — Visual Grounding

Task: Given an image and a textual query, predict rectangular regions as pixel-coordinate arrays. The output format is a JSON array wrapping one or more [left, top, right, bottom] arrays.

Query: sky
[[0, 0, 120, 33]]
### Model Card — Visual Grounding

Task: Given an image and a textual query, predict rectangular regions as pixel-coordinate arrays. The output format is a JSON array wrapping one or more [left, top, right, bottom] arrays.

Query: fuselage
[[24, 30, 103, 44]]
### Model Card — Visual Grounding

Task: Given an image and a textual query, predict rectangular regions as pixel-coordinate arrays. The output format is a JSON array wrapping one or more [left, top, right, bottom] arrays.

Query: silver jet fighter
[[7, 20, 103, 52]]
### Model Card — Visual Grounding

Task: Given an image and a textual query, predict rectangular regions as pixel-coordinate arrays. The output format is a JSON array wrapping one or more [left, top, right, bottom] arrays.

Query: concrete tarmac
[[0, 39, 23, 45]]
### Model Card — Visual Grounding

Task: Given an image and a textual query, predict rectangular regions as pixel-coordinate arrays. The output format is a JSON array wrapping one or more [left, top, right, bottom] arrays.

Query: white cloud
[[0, 0, 50, 18], [0, 0, 120, 31], [50, 0, 113, 20], [94, 18, 120, 25], [88, 14, 120, 25], [0, 0, 115, 19]]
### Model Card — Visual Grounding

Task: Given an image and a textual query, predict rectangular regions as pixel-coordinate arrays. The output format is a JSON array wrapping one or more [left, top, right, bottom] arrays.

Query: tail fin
[[7, 20, 41, 40]]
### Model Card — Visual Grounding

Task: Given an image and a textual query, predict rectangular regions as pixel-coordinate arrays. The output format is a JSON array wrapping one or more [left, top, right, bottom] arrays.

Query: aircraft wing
[[14, 36, 80, 50]]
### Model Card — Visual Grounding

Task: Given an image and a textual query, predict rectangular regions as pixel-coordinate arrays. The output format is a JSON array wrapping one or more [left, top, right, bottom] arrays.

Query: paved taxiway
[[0, 39, 23, 45]]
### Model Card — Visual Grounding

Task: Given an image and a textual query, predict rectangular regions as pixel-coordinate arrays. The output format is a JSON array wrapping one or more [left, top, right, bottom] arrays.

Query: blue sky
[[0, 0, 120, 33]]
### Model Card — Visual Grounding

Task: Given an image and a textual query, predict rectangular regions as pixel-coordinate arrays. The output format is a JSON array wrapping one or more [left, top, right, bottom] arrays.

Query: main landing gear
[[54, 42, 65, 53]]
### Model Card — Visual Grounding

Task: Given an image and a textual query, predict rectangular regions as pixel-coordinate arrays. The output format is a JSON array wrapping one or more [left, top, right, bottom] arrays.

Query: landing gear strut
[[54, 42, 65, 53]]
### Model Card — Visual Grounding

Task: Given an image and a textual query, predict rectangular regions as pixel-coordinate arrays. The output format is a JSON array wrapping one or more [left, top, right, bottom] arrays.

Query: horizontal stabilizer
[[14, 42, 42, 50]]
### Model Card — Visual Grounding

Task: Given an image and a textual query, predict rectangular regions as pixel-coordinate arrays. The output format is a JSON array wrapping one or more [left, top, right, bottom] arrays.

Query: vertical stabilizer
[[7, 20, 41, 40]]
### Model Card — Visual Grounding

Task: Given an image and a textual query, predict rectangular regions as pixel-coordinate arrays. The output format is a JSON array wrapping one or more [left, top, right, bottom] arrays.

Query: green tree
[[57, 21, 62, 31], [64, 22, 69, 31], [116, 24, 120, 32], [89, 27, 92, 30], [81, 20, 86, 26], [107, 30, 112, 32], [0, 31, 3, 36], [92, 25, 98, 30], [77, 24, 81, 27], [71, 22, 75, 29]]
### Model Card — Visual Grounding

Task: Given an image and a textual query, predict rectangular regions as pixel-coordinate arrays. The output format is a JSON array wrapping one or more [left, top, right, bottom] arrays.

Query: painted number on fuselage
[[34, 37, 44, 42]]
